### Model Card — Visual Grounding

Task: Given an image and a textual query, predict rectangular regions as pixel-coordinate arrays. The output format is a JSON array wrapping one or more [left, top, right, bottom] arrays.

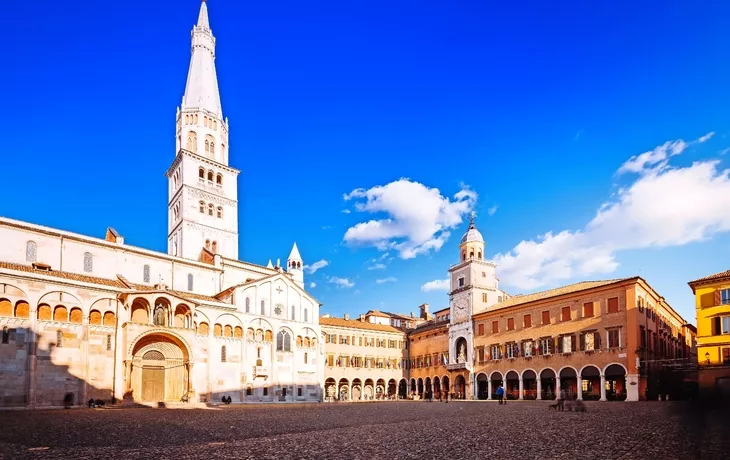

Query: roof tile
[[319, 316, 404, 334]]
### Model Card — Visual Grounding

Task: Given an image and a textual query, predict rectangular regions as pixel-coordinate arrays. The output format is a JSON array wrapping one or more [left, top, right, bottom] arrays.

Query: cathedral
[[0, 1, 323, 407]]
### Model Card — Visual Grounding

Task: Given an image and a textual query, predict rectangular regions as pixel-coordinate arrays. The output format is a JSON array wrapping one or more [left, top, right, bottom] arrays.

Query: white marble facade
[[0, 1, 322, 407]]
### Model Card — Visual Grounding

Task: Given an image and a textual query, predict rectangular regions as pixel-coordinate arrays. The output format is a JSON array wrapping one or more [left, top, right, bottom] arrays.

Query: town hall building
[[0, 1, 323, 407]]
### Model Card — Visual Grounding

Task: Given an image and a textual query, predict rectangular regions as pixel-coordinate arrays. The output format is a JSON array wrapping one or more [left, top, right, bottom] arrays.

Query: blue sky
[[5, 1, 730, 322]]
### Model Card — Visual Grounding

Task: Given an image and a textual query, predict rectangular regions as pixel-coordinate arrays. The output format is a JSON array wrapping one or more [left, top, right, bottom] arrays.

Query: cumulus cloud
[[421, 278, 450, 292], [322, 226, 332, 230], [494, 132, 730, 290], [341, 209, 351, 214], [309, 282, 316, 288], [376, 277, 397, 284], [328, 276, 354, 288], [342, 179, 477, 259], [367, 263, 386, 270], [488, 205, 498, 216], [303, 259, 329, 274]]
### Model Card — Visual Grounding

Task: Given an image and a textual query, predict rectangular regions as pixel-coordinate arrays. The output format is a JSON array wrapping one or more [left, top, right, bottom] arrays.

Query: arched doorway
[[540, 369, 556, 400], [442, 376, 450, 397], [476, 373, 488, 400], [490, 372, 503, 399], [425, 377, 432, 399], [130, 333, 190, 402], [417, 378, 424, 398], [580, 366, 601, 400], [388, 379, 397, 399], [559, 367, 578, 398], [605, 364, 627, 401], [338, 378, 349, 401], [506, 371, 520, 400], [398, 379, 408, 399], [376, 379, 386, 400], [325, 378, 336, 401], [433, 376, 442, 399], [522, 370, 537, 400], [364, 378, 374, 400], [410, 378, 416, 397], [352, 378, 362, 401], [454, 375, 466, 399]]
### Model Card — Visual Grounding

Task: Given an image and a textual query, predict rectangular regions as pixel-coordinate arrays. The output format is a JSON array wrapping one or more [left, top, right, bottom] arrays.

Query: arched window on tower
[[211, 241, 217, 253], [199, 167, 205, 180], [277, 330, 291, 352], [216, 174, 222, 186], [462, 252, 466, 261], [469, 251, 474, 259], [217, 207, 223, 218], [478, 251, 482, 260], [207, 171, 213, 182], [199, 201, 205, 213], [208, 203, 214, 216], [210, 142, 215, 154], [187, 131, 197, 152], [245, 297, 250, 313], [205, 239, 210, 250], [26, 241, 37, 263], [83, 252, 93, 273], [205, 140, 209, 152]]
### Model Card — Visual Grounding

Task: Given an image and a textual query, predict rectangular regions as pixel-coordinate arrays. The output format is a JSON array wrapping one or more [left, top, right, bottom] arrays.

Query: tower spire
[[182, 0, 222, 117]]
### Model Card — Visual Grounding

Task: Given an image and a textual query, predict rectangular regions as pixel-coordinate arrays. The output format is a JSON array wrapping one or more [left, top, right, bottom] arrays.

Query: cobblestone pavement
[[0, 401, 727, 459]]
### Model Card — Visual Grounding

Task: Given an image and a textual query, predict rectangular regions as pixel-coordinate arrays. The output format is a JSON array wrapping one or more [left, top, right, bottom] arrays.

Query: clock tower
[[447, 213, 504, 398]]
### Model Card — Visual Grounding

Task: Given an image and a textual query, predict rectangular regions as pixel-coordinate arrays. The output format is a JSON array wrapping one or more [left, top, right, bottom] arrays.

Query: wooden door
[[142, 366, 165, 401]]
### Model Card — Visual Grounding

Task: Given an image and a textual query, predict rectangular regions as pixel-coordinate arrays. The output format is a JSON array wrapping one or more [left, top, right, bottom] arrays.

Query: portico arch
[[128, 331, 191, 403], [476, 372, 488, 400]]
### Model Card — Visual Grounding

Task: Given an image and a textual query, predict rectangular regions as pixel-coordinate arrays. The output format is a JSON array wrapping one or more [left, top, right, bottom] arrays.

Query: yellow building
[[688, 269, 730, 398]]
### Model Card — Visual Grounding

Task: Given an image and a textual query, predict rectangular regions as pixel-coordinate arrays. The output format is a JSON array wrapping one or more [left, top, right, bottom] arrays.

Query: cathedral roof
[[182, 1, 223, 117], [460, 222, 484, 244]]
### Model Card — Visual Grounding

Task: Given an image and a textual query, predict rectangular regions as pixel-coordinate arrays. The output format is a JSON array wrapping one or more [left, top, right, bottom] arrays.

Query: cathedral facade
[[0, 1, 323, 407]]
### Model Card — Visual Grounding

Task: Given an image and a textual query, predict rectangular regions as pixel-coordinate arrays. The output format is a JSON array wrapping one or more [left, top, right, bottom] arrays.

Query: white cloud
[[699, 132, 715, 143], [720, 147, 730, 156], [367, 263, 386, 270], [494, 132, 730, 290], [309, 282, 316, 288], [341, 209, 351, 214], [343, 179, 477, 259], [303, 259, 329, 274], [328, 276, 354, 288], [488, 205, 498, 216], [322, 226, 332, 230], [376, 277, 397, 284], [420, 278, 450, 292]]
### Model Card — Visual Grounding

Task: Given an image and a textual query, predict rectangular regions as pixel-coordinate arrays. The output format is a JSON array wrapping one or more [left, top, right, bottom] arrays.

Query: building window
[[143, 264, 150, 283], [539, 337, 553, 355], [216, 174, 222, 185], [723, 348, 730, 365], [221, 345, 227, 362], [522, 340, 534, 357], [106, 334, 112, 351], [199, 201, 205, 213], [245, 297, 250, 313], [187, 273, 193, 291], [523, 314, 532, 328], [608, 328, 621, 348], [199, 167, 205, 180], [208, 203, 214, 216], [261, 300, 266, 316], [482, 293, 487, 302], [541, 310, 550, 325], [57, 330, 63, 348], [478, 323, 484, 336], [211, 241, 217, 253], [491, 320, 499, 333], [277, 330, 291, 352], [2, 327, 8, 344], [607, 297, 619, 313], [639, 326, 646, 348], [217, 207, 223, 218], [490, 345, 500, 360], [26, 241, 37, 263], [583, 302, 594, 317], [721, 289, 730, 305], [458, 277, 465, 288], [246, 387, 252, 396], [560, 335, 575, 353], [207, 171, 213, 182], [561, 306, 571, 322], [507, 318, 515, 330], [714, 316, 730, 335], [83, 252, 93, 273], [263, 387, 268, 396]]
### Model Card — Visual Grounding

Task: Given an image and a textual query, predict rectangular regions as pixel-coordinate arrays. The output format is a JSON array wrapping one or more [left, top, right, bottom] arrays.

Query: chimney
[[420, 303, 432, 320], [359, 314, 365, 322], [344, 313, 350, 320]]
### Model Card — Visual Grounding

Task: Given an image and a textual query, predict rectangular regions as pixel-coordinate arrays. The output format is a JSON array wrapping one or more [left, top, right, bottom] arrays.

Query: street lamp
[[705, 352, 710, 365]]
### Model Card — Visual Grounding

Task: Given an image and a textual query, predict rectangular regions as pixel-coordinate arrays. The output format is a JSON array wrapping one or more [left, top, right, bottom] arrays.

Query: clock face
[[454, 298, 468, 320]]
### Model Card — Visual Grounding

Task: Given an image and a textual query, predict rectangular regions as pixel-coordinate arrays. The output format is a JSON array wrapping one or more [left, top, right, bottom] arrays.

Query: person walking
[[558, 388, 566, 411], [496, 385, 505, 405]]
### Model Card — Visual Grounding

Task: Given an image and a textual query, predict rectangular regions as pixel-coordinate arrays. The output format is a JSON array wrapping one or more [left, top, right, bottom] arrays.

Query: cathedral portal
[[128, 333, 191, 403]]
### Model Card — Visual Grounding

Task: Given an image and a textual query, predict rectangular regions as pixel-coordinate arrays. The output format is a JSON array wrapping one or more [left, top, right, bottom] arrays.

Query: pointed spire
[[182, 0, 222, 117], [288, 242, 302, 261], [266, 259, 273, 269], [197, 1, 210, 29]]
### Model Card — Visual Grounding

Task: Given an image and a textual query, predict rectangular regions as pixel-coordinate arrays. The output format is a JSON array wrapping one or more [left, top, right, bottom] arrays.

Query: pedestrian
[[496, 385, 505, 405], [558, 388, 566, 411]]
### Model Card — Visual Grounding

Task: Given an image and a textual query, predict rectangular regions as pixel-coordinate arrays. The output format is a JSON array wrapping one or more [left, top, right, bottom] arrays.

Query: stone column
[[487, 379, 492, 400], [537, 378, 542, 400], [576, 376, 583, 400], [518, 378, 524, 400], [556, 378, 561, 399], [600, 374, 607, 401]]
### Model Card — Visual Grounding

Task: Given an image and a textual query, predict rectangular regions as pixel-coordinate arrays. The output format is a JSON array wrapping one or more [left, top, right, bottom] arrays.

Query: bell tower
[[166, 0, 240, 261]]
